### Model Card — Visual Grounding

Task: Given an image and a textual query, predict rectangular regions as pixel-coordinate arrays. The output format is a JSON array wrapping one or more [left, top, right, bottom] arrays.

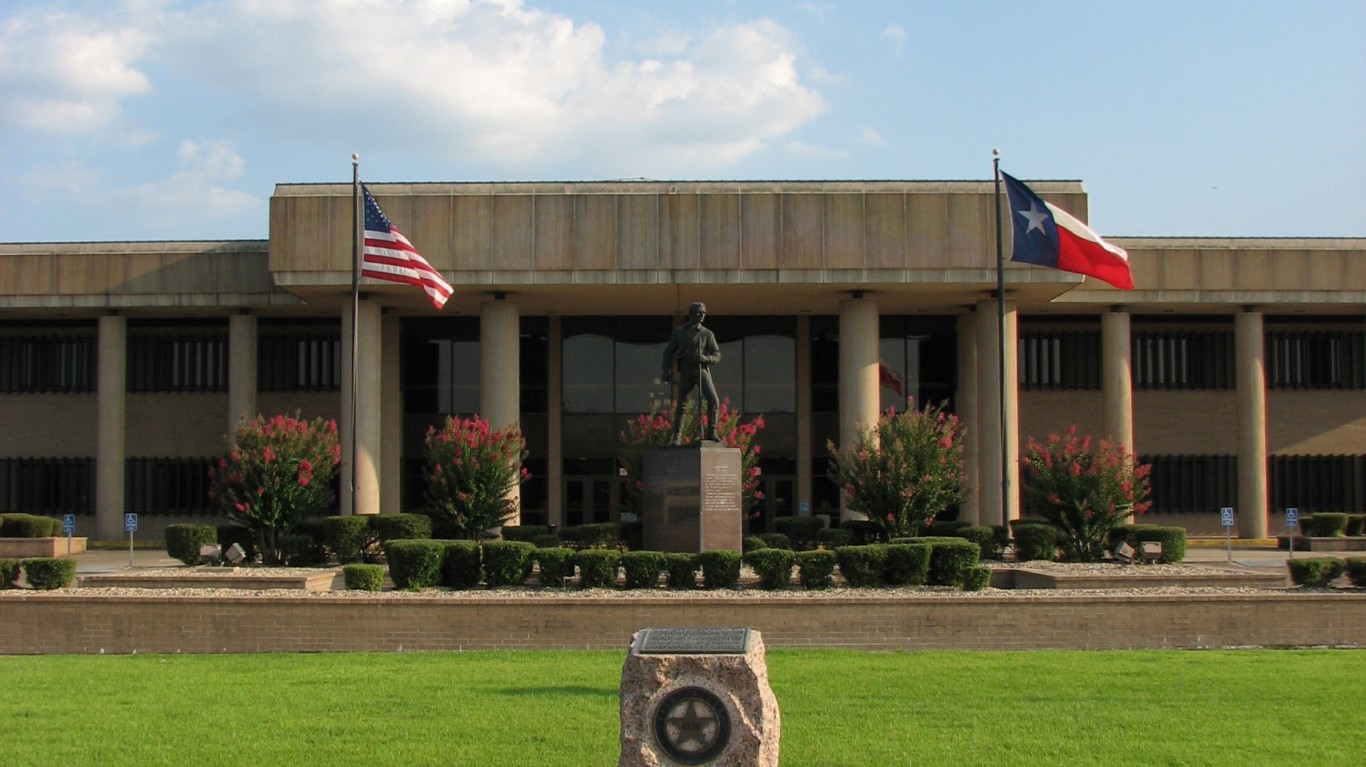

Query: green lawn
[[1, 649, 1360, 766]]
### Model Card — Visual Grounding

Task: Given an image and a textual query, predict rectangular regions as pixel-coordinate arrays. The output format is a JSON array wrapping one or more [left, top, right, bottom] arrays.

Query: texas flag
[[1002, 172, 1134, 290]]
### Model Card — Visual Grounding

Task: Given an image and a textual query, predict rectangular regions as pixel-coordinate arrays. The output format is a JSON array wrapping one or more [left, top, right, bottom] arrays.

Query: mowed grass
[[1, 649, 1361, 766]]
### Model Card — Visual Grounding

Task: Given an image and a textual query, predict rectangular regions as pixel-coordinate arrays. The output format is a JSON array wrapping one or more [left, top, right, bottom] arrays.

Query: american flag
[[361, 185, 453, 309]]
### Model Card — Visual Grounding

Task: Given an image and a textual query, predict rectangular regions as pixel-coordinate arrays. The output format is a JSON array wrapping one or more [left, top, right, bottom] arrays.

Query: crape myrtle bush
[[22, 557, 76, 590], [698, 549, 742, 589], [665, 552, 699, 589], [0, 513, 62, 538], [1, 558, 20, 588], [1012, 522, 1059, 562], [574, 549, 621, 589], [758, 533, 792, 550], [774, 516, 825, 551], [535, 547, 576, 587], [442, 540, 482, 589], [836, 545, 888, 588], [621, 551, 666, 590], [383, 539, 446, 590], [883, 543, 931, 586], [795, 549, 837, 589], [501, 525, 551, 543], [165, 523, 219, 566], [424, 415, 528, 540], [482, 540, 535, 587], [1344, 557, 1366, 588], [1287, 557, 1346, 588], [742, 535, 767, 554], [343, 563, 384, 592], [744, 548, 795, 590], [559, 523, 624, 550], [1303, 513, 1350, 537], [1111, 524, 1188, 564], [926, 539, 981, 587]]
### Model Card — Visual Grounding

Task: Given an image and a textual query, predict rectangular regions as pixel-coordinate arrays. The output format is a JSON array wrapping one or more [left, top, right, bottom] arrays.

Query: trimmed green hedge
[[323, 516, 374, 564], [883, 543, 931, 586], [926, 539, 980, 587], [0, 513, 61, 538], [164, 523, 218, 566], [742, 535, 767, 553], [836, 545, 888, 588], [279, 533, 329, 566], [795, 549, 837, 590], [441, 540, 483, 589], [500, 524, 551, 544], [383, 539, 446, 590], [534, 547, 576, 587], [962, 565, 992, 592], [1012, 522, 1058, 562], [1288, 557, 1345, 588], [775, 516, 825, 550], [840, 519, 885, 546], [698, 549, 741, 589], [342, 564, 384, 591], [621, 551, 666, 590], [22, 557, 76, 590], [1126, 525, 1187, 564], [744, 548, 795, 590], [1347, 515, 1366, 537], [1, 558, 21, 588], [758, 533, 792, 550], [482, 540, 535, 587], [1303, 513, 1350, 538], [558, 523, 623, 550], [574, 549, 621, 589], [665, 552, 699, 589], [372, 514, 433, 543], [1345, 557, 1366, 588], [816, 528, 853, 549], [955, 525, 999, 561]]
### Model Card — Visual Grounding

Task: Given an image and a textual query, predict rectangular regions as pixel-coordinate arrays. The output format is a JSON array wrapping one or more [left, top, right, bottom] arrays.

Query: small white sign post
[[62, 514, 75, 558], [1285, 508, 1299, 559], [1220, 507, 1235, 562], [124, 513, 139, 567]]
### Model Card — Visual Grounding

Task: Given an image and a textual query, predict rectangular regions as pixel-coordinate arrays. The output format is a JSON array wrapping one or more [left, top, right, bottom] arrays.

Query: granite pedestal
[[642, 445, 742, 554]]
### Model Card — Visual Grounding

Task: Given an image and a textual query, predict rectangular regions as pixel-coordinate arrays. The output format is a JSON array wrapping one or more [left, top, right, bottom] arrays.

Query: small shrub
[[1344, 557, 1366, 588], [962, 565, 992, 592], [836, 545, 888, 588], [559, 523, 623, 550], [774, 516, 825, 551], [1287, 557, 1345, 588], [534, 547, 576, 587], [372, 514, 434, 543], [1, 558, 21, 588], [22, 558, 77, 590], [500, 524, 550, 544], [840, 519, 886, 546], [383, 539, 446, 590], [482, 540, 535, 587], [574, 549, 621, 589], [323, 516, 376, 564], [1129, 525, 1187, 563], [2, 514, 61, 538], [758, 532, 792, 550], [742, 535, 767, 553], [744, 548, 795, 590], [955, 525, 997, 561], [698, 549, 742, 589], [883, 543, 931, 586], [278, 534, 328, 566], [816, 528, 853, 549], [164, 524, 219, 566], [441, 540, 482, 589], [795, 549, 837, 589], [1012, 522, 1059, 562], [532, 534, 562, 548], [926, 539, 981, 586], [342, 564, 384, 591], [1303, 513, 1349, 538], [621, 551, 665, 590], [664, 553, 699, 589], [1346, 515, 1366, 537]]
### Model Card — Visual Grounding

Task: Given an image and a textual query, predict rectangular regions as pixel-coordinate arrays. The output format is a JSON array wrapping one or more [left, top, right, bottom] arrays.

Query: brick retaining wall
[[2, 593, 1363, 654]]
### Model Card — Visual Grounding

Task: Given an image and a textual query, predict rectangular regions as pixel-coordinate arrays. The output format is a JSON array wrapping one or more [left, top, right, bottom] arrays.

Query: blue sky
[[2, 0, 1362, 242]]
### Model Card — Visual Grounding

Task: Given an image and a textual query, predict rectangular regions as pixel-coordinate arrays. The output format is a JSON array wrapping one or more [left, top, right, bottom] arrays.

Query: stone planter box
[[81, 568, 340, 591], [0, 537, 87, 558], [1009, 567, 1286, 590]]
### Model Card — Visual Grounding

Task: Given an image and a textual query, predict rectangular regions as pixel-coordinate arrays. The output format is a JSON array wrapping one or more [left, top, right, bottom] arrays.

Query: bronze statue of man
[[661, 301, 721, 444]]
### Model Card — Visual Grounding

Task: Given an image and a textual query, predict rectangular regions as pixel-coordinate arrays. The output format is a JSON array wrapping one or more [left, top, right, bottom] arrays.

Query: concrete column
[[96, 315, 126, 541], [955, 311, 980, 525], [341, 299, 383, 517], [975, 298, 1019, 528], [546, 315, 563, 528], [1236, 311, 1269, 539], [227, 313, 257, 444], [795, 314, 813, 518], [838, 297, 879, 522], [381, 312, 402, 515], [1101, 309, 1134, 455], [481, 297, 521, 524]]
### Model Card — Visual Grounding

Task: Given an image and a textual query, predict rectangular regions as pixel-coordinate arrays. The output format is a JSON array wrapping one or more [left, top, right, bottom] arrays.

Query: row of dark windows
[[1019, 329, 1364, 391], [7, 454, 1361, 518]]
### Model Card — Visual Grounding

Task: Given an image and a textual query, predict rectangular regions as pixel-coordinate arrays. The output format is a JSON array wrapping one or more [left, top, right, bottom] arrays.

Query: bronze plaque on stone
[[642, 445, 743, 553], [637, 627, 751, 655]]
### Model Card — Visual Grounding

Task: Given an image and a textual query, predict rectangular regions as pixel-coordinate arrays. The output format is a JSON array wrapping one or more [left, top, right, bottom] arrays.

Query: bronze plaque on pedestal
[[642, 445, 743, 553]]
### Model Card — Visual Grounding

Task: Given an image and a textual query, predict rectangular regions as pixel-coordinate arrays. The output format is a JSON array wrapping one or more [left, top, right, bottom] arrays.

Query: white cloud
[[882, 24, 907, 44], [786, 140, 847, 159], [121, 139, 258, 225], [859, 127, 885, 146]]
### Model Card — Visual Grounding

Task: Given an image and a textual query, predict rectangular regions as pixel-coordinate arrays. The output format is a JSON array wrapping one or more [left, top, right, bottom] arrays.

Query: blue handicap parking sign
[[62, 514, 75, 534], [1285, 508, 1299, 527], [124, 513, 139, 533], [1219, 507, 1234, 527]]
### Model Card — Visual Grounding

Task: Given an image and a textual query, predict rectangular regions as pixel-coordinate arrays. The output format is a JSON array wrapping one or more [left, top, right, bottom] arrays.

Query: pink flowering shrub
[[618, 398, 765, 515], [827, 400, 969, 538], [209, 412, 341, 563], [1020, 425, 1153, 562], [424, 415, 529, 539]]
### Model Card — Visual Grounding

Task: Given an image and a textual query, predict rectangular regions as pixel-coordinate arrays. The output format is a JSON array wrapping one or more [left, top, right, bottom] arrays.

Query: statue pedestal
[[642, 445, 743, 553]]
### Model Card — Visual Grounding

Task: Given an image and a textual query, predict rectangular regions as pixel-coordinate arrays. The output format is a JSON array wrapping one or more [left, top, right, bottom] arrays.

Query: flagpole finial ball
[[992, 148, 1000, 158], [352, 153, 359, 161]]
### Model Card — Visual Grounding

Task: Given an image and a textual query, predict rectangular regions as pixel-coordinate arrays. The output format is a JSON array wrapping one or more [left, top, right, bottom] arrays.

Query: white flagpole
[[992, 149, 1010, 527], [350, 154, 361, 517]]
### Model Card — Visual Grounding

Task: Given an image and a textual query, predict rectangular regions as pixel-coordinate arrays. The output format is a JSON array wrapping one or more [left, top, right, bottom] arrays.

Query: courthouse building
[[1, 180, 1362, 541]]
